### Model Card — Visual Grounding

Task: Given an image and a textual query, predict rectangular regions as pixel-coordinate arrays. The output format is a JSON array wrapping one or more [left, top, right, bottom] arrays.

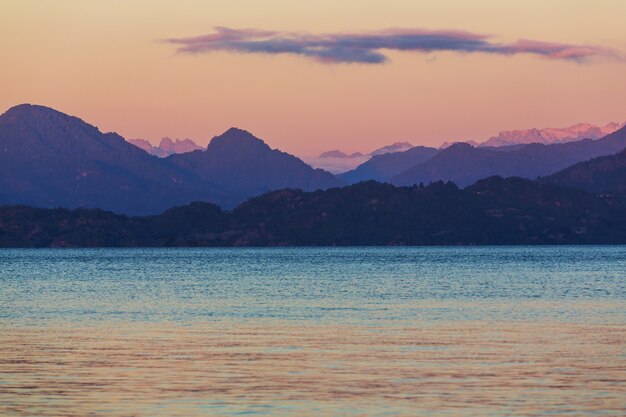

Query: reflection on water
[[1, 320, 624, 416], [1, 247, 625, 415]]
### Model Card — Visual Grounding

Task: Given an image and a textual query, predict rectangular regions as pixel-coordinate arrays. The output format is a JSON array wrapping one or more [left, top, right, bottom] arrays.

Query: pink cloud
[[164, 27, 624, 64]]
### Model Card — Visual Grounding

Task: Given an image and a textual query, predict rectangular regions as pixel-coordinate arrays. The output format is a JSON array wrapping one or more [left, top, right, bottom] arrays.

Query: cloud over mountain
[[164, 27, 623, 64]]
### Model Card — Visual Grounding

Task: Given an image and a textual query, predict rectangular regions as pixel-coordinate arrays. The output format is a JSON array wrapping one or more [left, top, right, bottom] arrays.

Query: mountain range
[[318, 150, 364, 158], [337, 124, 626, 186], [313, 122, 622, 174], [128, 137, 203, 157], [480, 122, 623, 147], [0, 104, 342, 214], [1, 103, 625, 219], [390, 125, 626, 187], [318, 141, 414, 159], [2, 102, 626, 247], [437, 122, 622, 149], [0, 104, 231, 215]]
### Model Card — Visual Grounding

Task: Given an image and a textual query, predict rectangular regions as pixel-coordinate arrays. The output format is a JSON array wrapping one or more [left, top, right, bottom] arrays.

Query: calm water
[[1, 247, 625, 416]]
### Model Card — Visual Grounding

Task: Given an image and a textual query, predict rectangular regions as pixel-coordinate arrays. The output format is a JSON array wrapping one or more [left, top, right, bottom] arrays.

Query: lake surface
[[1, 247, 625, 416]]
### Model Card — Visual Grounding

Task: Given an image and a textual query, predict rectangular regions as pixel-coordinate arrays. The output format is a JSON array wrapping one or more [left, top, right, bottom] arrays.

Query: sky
[[1, 0, 625, 156]]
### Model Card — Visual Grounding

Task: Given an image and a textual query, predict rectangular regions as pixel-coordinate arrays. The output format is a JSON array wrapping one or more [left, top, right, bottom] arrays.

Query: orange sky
[[1, 0, 625, 156]]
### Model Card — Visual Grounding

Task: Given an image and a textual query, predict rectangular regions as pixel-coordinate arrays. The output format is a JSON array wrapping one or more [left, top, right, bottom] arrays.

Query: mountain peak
[[319, 150, 349, 158], [222, 127, 257, 138], [370, 141, 414, 156], [167, 126, 343, 201], [318, 150, 364, 159], [1, 103, 115, 147], [3, 103, 34, 113], [390, 141, 413, 147], [208, 127, 270, 151], [2, 103, 81, 125], [4, 103, 49, 114], [0, 103, 107, 145], [129, 137, 202, 157], [160, 137, 175, 147], [439, 140, 480, 149], [159, 137, 202, 153], [445, 142, 476, 152]]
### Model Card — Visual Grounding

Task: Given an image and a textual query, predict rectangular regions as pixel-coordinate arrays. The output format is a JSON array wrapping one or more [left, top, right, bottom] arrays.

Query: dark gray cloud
[[164, 27, 623, 64]]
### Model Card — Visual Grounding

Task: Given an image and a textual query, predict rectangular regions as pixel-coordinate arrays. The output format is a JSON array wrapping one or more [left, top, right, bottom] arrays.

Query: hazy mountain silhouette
[[127, 138, 167, 157], [0, 104, 232, 214], [166, 127, 344, 201], [318, 141, 413, 159], [340, 146, 440, 183], [318, 150, 364, 158], [370, 141, 414, 155], [160, 137, 202, 154], [439, 140, 480, 149], [307, 141, 415, 174], [543, 147, 626, 194], [128, 137, 202, 157], [391, 124, 626, 187]]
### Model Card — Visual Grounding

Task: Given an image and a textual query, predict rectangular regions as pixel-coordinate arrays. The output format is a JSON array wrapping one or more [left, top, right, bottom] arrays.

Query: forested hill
[[2, 177, 625, 247]]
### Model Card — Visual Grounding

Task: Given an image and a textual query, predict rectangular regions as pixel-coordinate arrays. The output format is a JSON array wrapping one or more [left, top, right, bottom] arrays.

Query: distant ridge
[[340, 146, 439, 183], [317, 141, 414, 159], [128, 137, 202, 157], [307, 141, 414, 174], [318, 122, 623, 178], [319, 150, 364, 159], [481, 122, 623, 147], [391, 124, 626, 187], [370, 142, 414, 155]]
